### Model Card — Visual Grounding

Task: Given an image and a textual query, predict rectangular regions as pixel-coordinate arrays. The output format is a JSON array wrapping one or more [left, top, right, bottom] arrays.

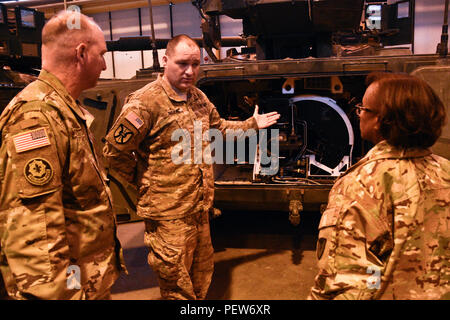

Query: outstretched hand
[[253, 104, 280, 129]]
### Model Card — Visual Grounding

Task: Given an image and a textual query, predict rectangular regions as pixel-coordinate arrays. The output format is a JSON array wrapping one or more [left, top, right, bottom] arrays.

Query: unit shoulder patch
[[114, 124, 134, 144], [317, 238, 327, 260], [13, 127, 51, 153], [23, 158, 54, 186]]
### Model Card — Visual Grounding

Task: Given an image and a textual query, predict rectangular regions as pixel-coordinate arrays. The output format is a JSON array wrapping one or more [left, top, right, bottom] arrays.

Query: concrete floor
[[111, 210, 321, 300]]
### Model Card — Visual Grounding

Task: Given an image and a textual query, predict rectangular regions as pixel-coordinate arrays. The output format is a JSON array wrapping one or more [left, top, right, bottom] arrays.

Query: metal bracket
[[288, 199, 303, 226]]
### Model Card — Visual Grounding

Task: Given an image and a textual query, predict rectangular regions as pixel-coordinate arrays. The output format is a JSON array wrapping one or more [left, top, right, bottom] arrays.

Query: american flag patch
[[13, 127, 51, 153], [125, 111, 144, 129]]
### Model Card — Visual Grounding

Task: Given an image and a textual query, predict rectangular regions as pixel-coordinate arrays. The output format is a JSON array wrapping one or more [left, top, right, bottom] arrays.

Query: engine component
[[288, 96, 354, 177]]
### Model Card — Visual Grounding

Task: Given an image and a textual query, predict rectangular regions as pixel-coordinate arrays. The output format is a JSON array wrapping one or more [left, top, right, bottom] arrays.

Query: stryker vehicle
[[1, 1, 449, 225]]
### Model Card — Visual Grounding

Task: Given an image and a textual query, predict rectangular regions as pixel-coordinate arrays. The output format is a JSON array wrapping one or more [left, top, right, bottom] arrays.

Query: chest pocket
[[157, 106, 190, 146], [7, 127, 62, 199], [69, 127, 107, 208]]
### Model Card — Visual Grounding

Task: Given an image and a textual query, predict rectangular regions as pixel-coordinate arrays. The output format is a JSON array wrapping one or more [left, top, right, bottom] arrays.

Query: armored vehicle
[[2, 1, 449, 225], [0, 4, 43, 108], [79, 0, 449, 224]]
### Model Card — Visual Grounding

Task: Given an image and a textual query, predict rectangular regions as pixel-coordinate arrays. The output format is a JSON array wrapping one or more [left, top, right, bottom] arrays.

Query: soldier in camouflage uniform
[[0, 11, 126, 300], [309, 73, 450, 300], [103, 34, 280, 300]]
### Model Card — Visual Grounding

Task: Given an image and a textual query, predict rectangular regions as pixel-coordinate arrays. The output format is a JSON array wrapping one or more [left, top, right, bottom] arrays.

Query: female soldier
[[309, 73, 449, 300]]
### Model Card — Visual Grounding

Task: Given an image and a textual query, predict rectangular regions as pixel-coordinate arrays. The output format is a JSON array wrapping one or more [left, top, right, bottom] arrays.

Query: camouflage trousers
[[144, 210, 214, 300]]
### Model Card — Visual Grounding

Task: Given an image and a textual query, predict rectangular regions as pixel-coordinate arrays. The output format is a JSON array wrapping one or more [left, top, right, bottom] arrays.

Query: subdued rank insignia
[[125, 111, 144, 129], [13, 127, 51, 153], [24, 158, 54, 186], [114, 124, 134, 144], [168, 107, 183, 115]]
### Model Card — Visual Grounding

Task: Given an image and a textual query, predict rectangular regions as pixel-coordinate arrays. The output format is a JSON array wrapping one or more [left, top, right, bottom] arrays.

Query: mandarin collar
[[339, 140, 432, 178], [157, 74, 193, 103], [37, 69, 87, 121]]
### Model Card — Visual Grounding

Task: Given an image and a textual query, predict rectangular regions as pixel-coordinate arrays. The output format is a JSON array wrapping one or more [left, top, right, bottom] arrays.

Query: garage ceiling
[[2, 0, 191, 18]]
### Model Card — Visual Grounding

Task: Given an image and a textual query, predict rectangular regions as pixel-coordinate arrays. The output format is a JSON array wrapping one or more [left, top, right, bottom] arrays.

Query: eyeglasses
[[354, 103, 376, 116]]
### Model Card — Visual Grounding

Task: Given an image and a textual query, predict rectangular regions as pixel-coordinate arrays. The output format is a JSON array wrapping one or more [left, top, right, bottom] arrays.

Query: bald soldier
[[103, 34, 280, 300], [0, 11, 126, 300]]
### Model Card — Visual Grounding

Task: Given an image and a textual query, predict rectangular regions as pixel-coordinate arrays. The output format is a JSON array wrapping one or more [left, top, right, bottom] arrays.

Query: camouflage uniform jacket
[[0, 70, 126, 300], [310, 140, 450, 300], [103, 74, 258, 220]]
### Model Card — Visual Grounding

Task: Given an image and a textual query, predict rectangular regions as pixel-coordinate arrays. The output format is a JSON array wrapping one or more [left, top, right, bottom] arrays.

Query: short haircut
[[41, 10, 102, 65], [165, 34, 199, 57], [368, 73, 447, 149], [42, 10, 99, 48]]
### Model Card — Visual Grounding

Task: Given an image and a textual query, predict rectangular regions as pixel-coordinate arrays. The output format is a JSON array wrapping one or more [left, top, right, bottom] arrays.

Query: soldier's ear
[[76, 43, 88, 62], [162, 55, 168, 67]]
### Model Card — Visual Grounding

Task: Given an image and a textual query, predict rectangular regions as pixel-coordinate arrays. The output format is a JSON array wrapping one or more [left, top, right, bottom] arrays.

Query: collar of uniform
[[157, 73, 193, 103], [339, 140, 432, 178], [37, 69, 87, 121], [79, 105, 95, 129], [365, 140, 432, 161]]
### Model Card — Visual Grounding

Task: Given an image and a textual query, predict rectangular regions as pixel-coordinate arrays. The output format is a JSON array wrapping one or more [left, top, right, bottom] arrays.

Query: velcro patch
[[125, 111, 144, 129], [13, 127, 51, 153], [168, 107, 183, 115], [318, 206, 341, 229], [23, 158, 54, 186], [317, 238, 327, 260], [114, 124, 134, 144]]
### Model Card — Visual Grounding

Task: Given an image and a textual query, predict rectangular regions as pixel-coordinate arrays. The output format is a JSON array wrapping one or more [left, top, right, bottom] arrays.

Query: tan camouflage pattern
[[144, 210, 214, 300], [103, 74, 258, 220], [104, 74, 257, 299], [309, 140, 450, 300], [0, 70, 126, 300]]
